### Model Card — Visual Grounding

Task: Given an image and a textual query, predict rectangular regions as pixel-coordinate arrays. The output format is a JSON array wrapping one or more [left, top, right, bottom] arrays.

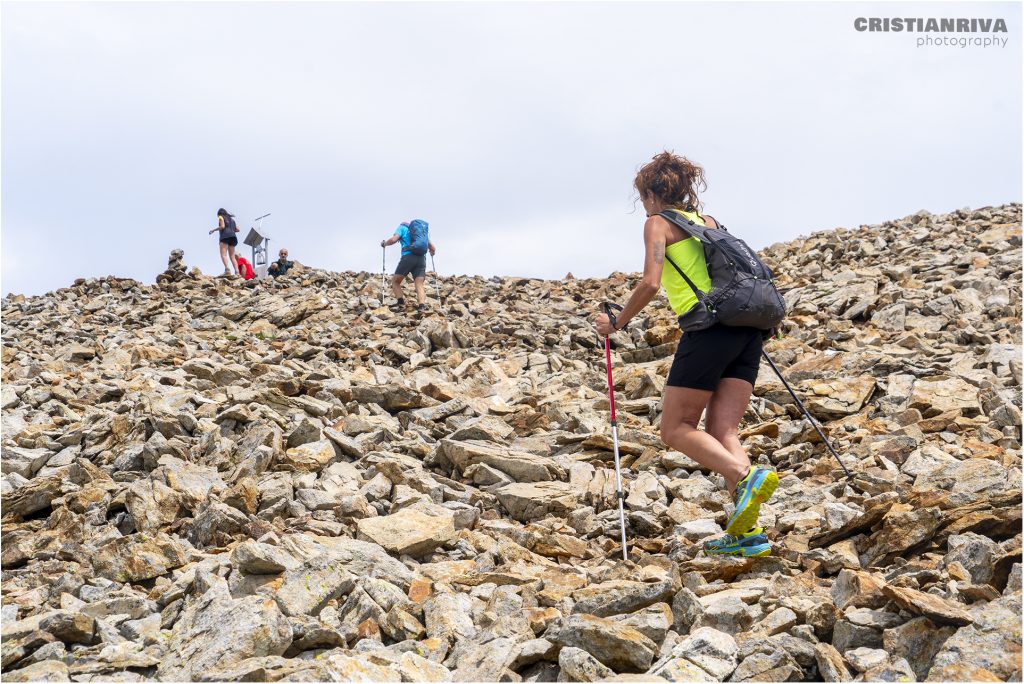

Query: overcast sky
[[2, 1, 1021, 297]]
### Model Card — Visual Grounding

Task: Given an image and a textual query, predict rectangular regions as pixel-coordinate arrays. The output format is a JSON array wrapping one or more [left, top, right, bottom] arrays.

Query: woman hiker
[[208, 208, 240, 276], [381, 220, 436, 314], [593, 151, 779, 557]]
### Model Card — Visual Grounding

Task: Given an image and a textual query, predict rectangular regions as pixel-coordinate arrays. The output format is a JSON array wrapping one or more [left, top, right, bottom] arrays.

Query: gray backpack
[[659, 210, 786, 333]]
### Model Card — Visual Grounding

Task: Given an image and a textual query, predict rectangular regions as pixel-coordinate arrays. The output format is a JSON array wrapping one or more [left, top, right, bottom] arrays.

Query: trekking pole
[[601, 302, 629, 561], [761, 350, 853, 479], [430, 253, 444, 315], [381, 246, 386, 307]]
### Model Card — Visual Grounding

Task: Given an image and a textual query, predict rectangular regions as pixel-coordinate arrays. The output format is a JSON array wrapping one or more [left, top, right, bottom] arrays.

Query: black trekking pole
[[601, 302, 629, 561], [761, 351, 853, 479], [381, 246, 387, 307]]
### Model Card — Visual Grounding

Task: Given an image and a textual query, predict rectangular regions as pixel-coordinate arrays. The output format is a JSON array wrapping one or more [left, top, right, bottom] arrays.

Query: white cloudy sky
[[2, 1, 1020, 296]]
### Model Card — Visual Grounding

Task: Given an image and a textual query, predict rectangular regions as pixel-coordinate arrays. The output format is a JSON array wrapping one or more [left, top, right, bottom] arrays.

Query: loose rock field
[[2, 204, 1021, 681]]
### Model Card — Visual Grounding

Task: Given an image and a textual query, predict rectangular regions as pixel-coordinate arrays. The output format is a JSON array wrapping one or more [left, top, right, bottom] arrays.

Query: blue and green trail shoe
[[725, 466, 779, 536], [704, 528, 771, 557]]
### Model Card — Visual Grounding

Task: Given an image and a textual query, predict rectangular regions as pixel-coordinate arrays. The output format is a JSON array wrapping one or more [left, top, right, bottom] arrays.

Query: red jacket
[[236, 257, 255, 280]]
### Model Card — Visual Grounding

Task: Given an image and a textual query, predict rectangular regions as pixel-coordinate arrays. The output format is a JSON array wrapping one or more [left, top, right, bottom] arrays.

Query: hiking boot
[[725, 466, 779, 536], [417, 303, 427, 314], [704, 528, 771, 557], [222, 268, 232, 276], [390, 298, 406, 312]]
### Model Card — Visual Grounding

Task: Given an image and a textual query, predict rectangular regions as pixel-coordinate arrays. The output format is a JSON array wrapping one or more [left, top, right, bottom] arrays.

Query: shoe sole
[[704, 536, 768, 554], [726, 469, 779, 536], [706, 543, 772, 558]]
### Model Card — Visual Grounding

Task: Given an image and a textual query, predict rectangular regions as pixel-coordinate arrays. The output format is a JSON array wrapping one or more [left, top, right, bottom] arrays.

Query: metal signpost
[[243, 213, 272, 279]]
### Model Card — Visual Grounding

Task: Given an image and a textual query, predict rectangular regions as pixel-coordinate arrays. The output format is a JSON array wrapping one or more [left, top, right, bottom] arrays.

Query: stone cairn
[[1, 204, 1021, 682], [155, 249, 189, 285]]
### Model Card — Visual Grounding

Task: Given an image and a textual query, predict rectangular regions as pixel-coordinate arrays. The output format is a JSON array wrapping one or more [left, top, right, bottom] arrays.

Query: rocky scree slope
[[1, 203, 1021, 682]]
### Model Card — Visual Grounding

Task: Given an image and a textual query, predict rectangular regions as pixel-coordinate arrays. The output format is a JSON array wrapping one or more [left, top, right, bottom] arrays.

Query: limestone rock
[[571, 579, 677, 618], [278, 439, 336, 472], [547, 614, 658, 672], [440, 439, 565, 482], [39, 612, 98, 645], [230, 540, 300, 575], [731, 647, 801, 682], [831, 570, 887, 610], [605, 603, 673, 643], [908, 377, 982, 417], [423, 592, 476, 644], [883, 617, 955, 680], [927, 594, 1022, 680], [157, 576, 292, 680], [814, 642, 852, 682], [2, 660, 71, 682], [91, 533, 193, 583], [558, 646, 613, 682], [274, 553, 356, 617], [881, 585, 974, 626], [661, 627, 738, 681], [356, 506, 455, 557], [495, 481, 580, 522]]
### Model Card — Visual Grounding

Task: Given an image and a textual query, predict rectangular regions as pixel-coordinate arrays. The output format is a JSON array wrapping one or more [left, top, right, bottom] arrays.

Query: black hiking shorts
[[220, 236, 238, 247], [395, 254, 426, 278], [667, 324, 763, 391]]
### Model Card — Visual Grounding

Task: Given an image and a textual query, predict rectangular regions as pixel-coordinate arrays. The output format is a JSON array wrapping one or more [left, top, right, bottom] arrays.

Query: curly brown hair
[[634, 151, 707, 212]]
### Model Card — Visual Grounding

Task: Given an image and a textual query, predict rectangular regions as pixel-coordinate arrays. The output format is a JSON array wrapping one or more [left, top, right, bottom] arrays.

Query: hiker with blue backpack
[[594, 151, 787, 558], [381, 219, 436, 313]]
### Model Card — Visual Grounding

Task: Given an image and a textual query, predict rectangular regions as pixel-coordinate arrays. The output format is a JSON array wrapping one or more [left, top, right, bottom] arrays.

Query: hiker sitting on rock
[[208, 208, 240, 276], [593, 151, 779, 558], [268, 248, 294, 277], [381, 220, 435, 313], [236, 256, 255, 280]]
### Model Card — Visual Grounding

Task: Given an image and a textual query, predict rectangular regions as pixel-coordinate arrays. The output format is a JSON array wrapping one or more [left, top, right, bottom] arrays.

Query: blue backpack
[[407, 219, 430, 256]]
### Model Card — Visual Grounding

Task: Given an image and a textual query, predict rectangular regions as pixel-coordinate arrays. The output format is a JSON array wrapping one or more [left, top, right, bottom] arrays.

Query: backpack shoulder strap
[[657, 211, 714, 305], [658, 210, 712, 240], [664, 252, 707, 305]]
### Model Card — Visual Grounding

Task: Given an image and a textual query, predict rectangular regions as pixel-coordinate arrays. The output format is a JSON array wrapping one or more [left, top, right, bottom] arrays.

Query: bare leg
[[661, 385, 750, 494], [705, 378, 755, 464], [227, 245, 239, 274], [219, 242, 231, 272], [391, 274, 405, 300], [413, 276, 426, 304]]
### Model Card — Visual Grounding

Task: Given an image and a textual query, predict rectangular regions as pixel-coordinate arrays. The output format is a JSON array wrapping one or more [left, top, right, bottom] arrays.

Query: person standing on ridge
[[593, 151, 779, 558], [381, 219, 436, 313], [208, 208, 240, 276]]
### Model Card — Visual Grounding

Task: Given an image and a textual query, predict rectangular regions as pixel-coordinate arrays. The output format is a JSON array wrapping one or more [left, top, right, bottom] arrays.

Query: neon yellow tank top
[[660, 208, 712, 316]]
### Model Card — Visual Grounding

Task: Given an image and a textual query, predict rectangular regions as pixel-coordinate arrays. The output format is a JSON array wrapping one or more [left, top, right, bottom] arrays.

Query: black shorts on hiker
[[220, 237, 238, 247], [395, 254, 426, 278], [667, 324, 763, 390]]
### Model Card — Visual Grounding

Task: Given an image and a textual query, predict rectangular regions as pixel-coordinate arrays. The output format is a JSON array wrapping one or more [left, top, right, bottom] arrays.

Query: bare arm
[[595, 216, 667, 334], [428, 240, 436, 255], [381, 234, 401, 247]]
